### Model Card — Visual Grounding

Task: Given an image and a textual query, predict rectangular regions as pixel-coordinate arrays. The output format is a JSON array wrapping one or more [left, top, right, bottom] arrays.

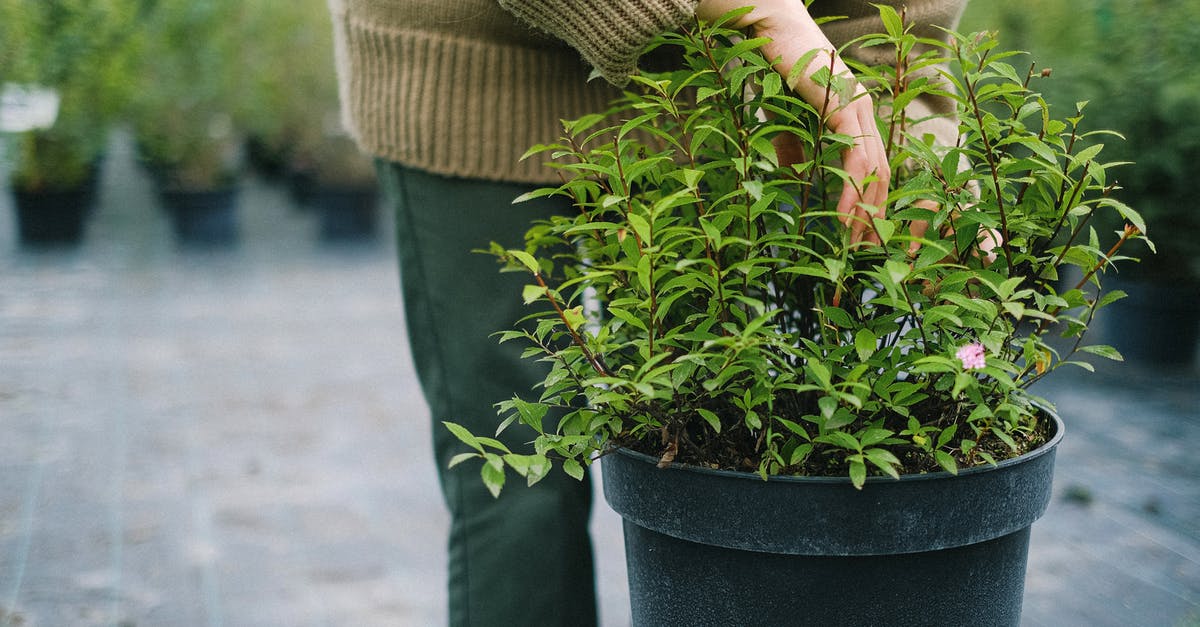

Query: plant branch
[[532, 271, 611, 377]]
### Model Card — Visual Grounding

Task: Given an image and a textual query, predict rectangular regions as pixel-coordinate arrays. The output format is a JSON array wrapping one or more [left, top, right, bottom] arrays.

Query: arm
[[500, 0, 888, 241], [496, 0, 700, 86]]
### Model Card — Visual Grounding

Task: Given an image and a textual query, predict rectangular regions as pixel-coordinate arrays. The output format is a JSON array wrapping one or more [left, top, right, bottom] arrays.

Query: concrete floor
[[1, 134, 1198, 626]]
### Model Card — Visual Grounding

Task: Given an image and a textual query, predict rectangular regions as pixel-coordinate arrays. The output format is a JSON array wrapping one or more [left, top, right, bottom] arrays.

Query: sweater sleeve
[[497, 0, 701, 86]]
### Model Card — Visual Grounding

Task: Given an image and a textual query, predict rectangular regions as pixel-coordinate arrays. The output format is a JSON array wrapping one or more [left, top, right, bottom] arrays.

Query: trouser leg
[[377, 162, 597, 627]]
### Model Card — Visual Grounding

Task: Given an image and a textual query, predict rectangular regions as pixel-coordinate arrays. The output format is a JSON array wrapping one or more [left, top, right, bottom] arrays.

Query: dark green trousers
[[376, 162, 598, 627]]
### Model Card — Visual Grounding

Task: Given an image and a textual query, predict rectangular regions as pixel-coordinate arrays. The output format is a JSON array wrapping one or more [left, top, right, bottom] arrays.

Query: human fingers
[[907, 199, 938, 257], [834, 105, 889, 245]]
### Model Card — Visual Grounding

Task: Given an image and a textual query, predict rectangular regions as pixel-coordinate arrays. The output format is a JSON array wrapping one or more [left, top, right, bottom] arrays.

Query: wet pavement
[[1, 133, 1198, 626]]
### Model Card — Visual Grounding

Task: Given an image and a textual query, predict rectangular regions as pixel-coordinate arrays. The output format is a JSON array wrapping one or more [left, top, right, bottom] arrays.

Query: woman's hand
[[696, 0, 889, 245]]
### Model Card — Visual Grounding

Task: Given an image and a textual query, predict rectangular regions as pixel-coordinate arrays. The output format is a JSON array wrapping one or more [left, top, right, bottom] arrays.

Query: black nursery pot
[[1099, 276, 1200, 366], [602, 412, 1064, 627], [13, 186, 93, 246], [160, 187, 240, 246], [312, 186, 378, 241], [12, 164, 102, 246]]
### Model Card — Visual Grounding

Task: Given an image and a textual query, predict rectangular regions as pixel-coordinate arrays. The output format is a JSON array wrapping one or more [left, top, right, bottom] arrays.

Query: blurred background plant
[[239, 0, 375, 191], [962, 0, 1200, 286], [130, 0, 248, 192], [2, 0, 141, 193], [960, 0, 1200, 366]]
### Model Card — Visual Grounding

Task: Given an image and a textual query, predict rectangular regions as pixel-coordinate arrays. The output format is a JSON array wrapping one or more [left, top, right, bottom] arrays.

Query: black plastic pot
[[1098, 276, 1200, 366], [312, 186, 378, 241], [12, 185, 95, 246], [160, 187, 240, 247], [602, 412, 1064, 627]]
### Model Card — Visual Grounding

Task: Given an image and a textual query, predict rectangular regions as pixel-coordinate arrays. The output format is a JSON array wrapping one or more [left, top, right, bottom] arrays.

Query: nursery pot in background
[[312, 185, 378, 241], [12, 182, 97, 246], [1097, 276, 1200, 367], [160, 186, 240, 247], [602, 412, 1064, 627]]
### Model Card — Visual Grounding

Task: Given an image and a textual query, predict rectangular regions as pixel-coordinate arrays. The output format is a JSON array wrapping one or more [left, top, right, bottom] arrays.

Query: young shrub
[[449, 9, 1144, 492]]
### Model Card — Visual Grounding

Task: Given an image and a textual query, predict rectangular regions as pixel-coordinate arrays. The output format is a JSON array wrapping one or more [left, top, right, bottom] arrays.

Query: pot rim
[[610, 405, 1064, 486], [602, 407, 1065, 555]]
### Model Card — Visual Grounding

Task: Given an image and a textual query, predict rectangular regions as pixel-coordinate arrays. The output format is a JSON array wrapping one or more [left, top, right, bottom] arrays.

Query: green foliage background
[[1, 0, 141, 191], [961, 0, 1200, 280]]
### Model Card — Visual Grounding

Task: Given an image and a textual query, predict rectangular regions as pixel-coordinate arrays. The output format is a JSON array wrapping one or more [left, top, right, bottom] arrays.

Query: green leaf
[[936, 423, 958, 449], [742, 179, 764, 201], [636, 254, 652, 293], [562, 306, 586, 331], [697, 408, 722, 433], [809, 362, 833, 390], [508, 249, 541, 274], [1079, 344, 1123, 361], [1096, 289, 1127, 309], [777, 418, 810, 439], [992, 428, 1019, 452], [504, 454, 552, 486], [934, 450, 958, 475], [627, 212, 652, 245], [789, 443, 814, 466], [522, 284, 544, 305], [481, 458, 506, 498], [696, 86, 722, 102], [503, 453, 534, 477], [864, 448, 901, 479], [444, 421, 483, 453], [447, 452, 478, 468], [562, 458, 586, 481], [877, 3, 903, 37], [512, 186, 561, 203], [871, 217, 896, 245], [849, 458, 867, 490], [761, 71, 782, 98], [859, 428, 892, 447], [822, 306, 854, 328], [608, 306, 649, 331], [884, 259, 910, 285], [816, 430, 861, 451], [512, 398, 549, 432], [824, 408, 856, 431], [854, 328, 877, 362], [824, 258, 845, 283]]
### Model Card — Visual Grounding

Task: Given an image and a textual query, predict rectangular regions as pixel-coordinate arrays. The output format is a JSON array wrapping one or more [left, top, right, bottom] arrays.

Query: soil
[[615, 396, 1054, 479]]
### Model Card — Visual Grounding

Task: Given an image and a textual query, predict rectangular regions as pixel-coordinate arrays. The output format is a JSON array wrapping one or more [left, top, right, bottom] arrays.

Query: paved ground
[[1, 133, 1198, 626]]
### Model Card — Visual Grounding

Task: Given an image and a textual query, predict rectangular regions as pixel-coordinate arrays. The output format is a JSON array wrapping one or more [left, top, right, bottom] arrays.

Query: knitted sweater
[[328, 0, 967, 184]]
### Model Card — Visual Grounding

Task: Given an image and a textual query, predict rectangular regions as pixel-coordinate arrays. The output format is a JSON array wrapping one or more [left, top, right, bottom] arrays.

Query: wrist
[[696, 0, 807, 31]]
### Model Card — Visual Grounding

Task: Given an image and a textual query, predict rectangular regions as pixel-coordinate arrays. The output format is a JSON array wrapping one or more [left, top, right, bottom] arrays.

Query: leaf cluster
[[449, 8, 1145, 493]]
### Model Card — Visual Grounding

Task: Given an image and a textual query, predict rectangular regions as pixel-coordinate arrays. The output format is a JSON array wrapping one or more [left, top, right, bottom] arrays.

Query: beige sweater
[[328, 0, 967, 184]]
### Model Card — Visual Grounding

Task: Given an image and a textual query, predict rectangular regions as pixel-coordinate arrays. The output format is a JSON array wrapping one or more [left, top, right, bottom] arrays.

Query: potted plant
[[446, 9, 1143, 625], [295, 129, 380, 242], [238, 0, 380, 238], [1, 0, 139, 246], [131, 0, 246, 246], [237, 0, 337, 185]]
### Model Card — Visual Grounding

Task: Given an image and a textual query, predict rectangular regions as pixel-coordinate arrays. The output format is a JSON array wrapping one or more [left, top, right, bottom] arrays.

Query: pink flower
[[956, 342, 986, 370]]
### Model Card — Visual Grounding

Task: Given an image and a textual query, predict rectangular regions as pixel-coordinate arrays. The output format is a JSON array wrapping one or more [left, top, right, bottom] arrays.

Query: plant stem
[[532, 271, 611, 377], [958, 43, 1015, 273]]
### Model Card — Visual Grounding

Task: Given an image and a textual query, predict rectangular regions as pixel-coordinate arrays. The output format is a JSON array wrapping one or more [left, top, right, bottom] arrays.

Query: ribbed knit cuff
[[334, 17, 622, 184], [498, 0, 700, 86]]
